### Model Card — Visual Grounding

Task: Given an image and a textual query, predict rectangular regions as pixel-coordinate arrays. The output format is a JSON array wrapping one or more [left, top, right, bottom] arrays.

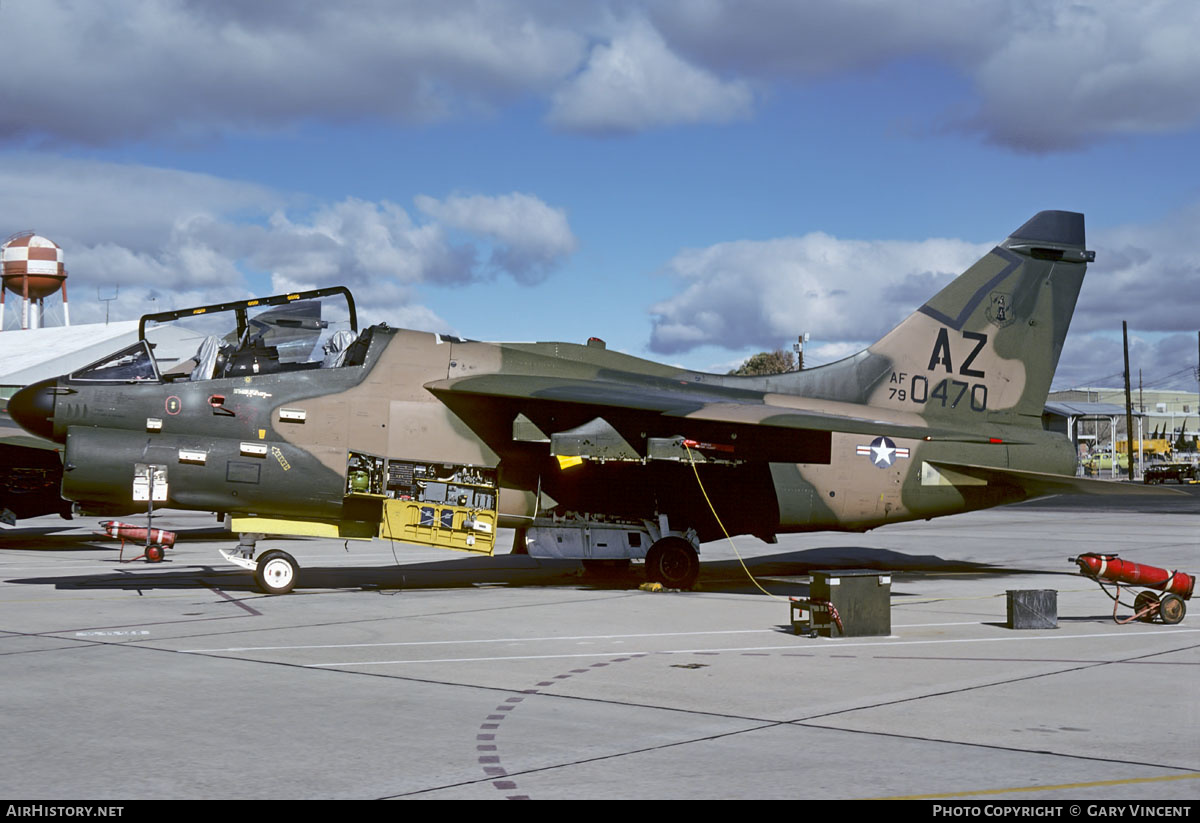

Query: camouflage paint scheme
[[9, 211, 1157, 589]]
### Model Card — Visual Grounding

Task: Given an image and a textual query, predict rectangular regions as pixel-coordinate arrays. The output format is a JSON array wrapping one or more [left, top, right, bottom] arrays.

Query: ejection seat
[[321, 330, 358, 368], [190, 336, 222, 381]]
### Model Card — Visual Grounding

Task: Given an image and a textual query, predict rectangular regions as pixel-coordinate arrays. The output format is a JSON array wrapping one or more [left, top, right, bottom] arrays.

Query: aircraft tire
[[254, 550, 299, 595], [1134, 590, 1159, 622], [645, 537, 699, 590], [1159, 593, 1186, 625]]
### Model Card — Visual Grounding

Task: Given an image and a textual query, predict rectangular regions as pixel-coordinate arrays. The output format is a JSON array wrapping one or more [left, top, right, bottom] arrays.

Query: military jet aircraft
[[9, 210, 1152, 593]]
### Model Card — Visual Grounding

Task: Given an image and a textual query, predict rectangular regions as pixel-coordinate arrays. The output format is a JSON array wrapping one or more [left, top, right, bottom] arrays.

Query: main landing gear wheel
[[645, 537, 699, 590], [1133, 591, 1160, 623], [1159, 593, 1186, 625], [254, 550, 298, 595]]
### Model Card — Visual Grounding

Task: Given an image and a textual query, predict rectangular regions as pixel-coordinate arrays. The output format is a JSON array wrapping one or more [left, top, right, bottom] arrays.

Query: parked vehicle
[[1143, 463, 1198, 484]]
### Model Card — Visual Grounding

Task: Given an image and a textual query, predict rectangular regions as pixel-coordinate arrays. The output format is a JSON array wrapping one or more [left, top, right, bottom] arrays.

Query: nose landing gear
[[253, 549, 299, 595], [221, 533, 301, 595]]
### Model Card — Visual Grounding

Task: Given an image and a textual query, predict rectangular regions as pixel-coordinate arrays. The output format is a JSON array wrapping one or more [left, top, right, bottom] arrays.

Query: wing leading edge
[[427, 373, 993, 447]]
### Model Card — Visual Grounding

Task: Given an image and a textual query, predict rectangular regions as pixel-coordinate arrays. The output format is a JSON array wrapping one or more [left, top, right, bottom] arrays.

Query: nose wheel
[[254, 550, 299, 595]]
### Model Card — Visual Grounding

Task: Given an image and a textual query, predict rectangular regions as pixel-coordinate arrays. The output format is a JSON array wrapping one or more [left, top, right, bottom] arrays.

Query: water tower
[[1, 231, 69, 330]]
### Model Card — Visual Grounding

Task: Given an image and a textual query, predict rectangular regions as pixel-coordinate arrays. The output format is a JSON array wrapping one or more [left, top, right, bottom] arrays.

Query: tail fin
[[862, 210, 1092, 424]]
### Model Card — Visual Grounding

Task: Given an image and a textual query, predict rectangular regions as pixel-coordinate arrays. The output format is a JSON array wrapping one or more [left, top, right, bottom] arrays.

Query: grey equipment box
[[808, 569, 892, 638], [1006, 589, 1058, 629]]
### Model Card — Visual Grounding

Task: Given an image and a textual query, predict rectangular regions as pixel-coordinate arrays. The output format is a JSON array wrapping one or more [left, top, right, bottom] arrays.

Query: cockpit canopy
[[68, 287, 360, 384], [69, 340, 160, 383]]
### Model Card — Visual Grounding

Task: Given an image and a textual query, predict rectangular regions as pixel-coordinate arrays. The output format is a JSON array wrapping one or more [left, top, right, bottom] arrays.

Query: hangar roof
[[0, 321, 195, 389], [1044, 401, 1146, 418]]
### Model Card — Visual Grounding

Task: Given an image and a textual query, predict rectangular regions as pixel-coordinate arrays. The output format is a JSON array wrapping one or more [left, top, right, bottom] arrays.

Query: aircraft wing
[[426, 373, 975, 450]]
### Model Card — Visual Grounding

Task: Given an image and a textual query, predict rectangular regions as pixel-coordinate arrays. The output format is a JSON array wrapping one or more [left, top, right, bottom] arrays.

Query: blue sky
[[0, 0, 1197, 392]]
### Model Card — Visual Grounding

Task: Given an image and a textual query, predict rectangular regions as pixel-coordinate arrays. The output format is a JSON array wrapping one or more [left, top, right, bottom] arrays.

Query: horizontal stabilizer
[[926, 461, 1188, 497]]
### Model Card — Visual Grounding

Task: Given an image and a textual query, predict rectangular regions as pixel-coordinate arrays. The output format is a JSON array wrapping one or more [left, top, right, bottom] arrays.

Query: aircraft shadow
[[0, 524, 265, 553], [683, 545, 1074, 596], [1016, 484, 1200, 514], [709, 545, 1009, 575], [6, 557, 585, 594], [0, 528, 109, 551], [5, 544, 1074, 597]]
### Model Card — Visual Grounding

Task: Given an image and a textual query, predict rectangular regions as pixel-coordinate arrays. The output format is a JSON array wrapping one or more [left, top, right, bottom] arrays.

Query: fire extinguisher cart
[[1071, 553, 1193, 625]]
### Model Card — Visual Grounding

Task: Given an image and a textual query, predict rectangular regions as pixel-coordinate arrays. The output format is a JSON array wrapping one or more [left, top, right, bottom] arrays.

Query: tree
[[1175, 420, 1193, 454], [728, 349, 795, 376]]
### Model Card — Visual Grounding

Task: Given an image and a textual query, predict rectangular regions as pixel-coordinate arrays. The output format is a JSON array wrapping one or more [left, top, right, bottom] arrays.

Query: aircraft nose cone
[[7, 378, 59, 442]]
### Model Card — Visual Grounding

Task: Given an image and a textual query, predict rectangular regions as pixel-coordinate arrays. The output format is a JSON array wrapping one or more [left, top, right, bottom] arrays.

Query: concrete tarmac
[[1, 489, 1197, 800]]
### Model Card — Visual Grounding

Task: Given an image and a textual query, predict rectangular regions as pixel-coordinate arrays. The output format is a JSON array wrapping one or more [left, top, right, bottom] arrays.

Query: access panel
[[345, 452, 499, 554]]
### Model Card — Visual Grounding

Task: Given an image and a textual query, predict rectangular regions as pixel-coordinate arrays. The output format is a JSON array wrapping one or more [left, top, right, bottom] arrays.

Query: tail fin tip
[[1009, 210, 1085, 248]]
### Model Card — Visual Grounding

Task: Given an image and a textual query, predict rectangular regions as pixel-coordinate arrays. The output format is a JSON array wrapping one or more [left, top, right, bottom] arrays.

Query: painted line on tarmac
[[300, 627, 1200, 667], [177, 628, 774, 653], [74, 630, 151, 637], [876, 654, 1199, 664], [472, 654, 647, 800], [308, 650, 689, 667], [0, 564, 135, 572], [177, 620, 1110, 654], [654, 627, 1200, 655]]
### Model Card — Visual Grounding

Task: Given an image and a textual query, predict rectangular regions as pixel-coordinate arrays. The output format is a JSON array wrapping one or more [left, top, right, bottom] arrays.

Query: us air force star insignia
[[855, 436, 910, 468]]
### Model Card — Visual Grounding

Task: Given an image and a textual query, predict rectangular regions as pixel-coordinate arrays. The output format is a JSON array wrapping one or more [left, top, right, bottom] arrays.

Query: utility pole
[[1138, 367, 1145, 477], [98, 286, 118, 325], [1122, 321, 1135, 481], [793, 332, 809, 371]]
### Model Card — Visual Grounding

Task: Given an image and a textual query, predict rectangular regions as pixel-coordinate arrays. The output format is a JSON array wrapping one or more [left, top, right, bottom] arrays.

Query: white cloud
[[651, 0, 1200, 152], [648, 204, 1200, 388], [1073, 204, 1200, 334], [963, 1, 1200, 150], [72, 240, 243, 293], [0, 154, 280, 249], [268, 272, 451, 333], [1054, 332, 1199, 392], [650, 0, 996, 77], [260, 199, 476, 287], [648, 233, 987, 354], [414, 192, 577, 283], [1043, 208, 1200, 391], [2, 2, 1196, 147], [0, 0, 586, 144], [547, 18, 752, 133], [0, 156, 574, 331]]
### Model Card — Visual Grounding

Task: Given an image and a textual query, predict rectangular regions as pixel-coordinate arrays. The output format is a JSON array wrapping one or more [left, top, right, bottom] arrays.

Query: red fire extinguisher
[[1071, 553, 1193, 625], [1072, 554, 1193, 599], [99, 520, 176, 562]]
